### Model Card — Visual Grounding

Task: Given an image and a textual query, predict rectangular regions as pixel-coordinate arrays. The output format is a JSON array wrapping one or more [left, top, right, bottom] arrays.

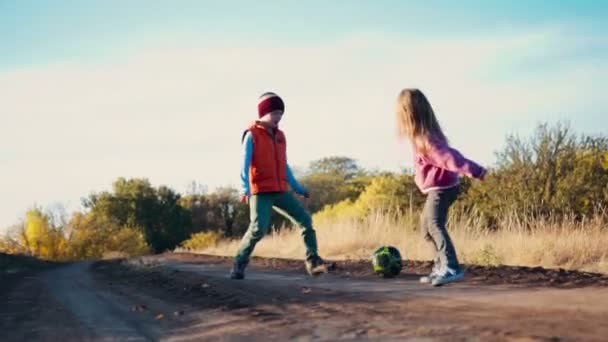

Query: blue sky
[[2, 0, 606, 67], [1, 1, 607, 230]]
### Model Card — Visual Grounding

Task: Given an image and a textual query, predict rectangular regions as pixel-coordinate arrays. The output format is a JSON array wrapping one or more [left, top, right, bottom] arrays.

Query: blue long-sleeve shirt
[[240, 131, 307, 196]]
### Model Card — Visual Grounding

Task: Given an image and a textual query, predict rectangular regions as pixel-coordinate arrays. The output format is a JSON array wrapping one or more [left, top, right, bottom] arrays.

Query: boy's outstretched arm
[[286, 165, 309, 198], [240, 131, 254, 201]]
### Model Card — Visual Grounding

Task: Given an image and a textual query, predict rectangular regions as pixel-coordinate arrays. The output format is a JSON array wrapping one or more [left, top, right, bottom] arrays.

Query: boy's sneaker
[[431, 268, 465, 286], [229, 260, 248, 280], [305, 255, 336, 276]]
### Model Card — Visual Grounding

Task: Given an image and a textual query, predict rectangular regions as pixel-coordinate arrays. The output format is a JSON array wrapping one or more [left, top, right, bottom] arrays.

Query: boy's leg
[[235, 193, 275, 264], [423, 187, 460, 271], [272, 192, 318, 261]]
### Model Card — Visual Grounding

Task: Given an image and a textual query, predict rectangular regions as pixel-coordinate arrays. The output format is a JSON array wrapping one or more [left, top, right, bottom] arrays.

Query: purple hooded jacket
[[414, 141, 486, 193]]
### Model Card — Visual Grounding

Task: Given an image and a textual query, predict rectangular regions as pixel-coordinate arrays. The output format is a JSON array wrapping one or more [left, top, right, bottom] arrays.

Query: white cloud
[[1, 30, 606, 229]]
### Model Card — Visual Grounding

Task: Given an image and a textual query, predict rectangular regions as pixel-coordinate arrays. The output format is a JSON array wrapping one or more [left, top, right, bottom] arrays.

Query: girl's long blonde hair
[[395, 88, 447, 153]]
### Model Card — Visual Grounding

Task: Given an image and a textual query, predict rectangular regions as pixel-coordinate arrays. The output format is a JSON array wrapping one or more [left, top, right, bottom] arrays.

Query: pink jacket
[[414, 141, 486, 193]]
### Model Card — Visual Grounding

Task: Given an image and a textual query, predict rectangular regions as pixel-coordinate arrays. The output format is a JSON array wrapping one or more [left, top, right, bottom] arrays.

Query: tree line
[[1, 122, 606, 260]]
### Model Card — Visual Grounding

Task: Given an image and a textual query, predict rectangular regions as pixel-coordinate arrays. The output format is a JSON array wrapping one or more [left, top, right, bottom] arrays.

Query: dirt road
[[2, 253, 608, 341]]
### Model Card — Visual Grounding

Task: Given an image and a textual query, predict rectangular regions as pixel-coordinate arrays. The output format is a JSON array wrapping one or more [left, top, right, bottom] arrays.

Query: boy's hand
[[300, 190, 311, 207], [300, 189, 310, 199], [240, 194, 250, 204]]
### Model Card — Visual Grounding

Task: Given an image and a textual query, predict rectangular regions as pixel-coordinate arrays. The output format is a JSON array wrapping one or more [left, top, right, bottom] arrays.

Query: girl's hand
[[240, 194, 250, 204]]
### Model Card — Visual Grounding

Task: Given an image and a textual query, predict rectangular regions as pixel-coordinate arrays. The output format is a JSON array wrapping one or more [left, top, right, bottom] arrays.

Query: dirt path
[[2, 253, 608, 341], [1, 262, 187, 341], [148, 254, 608, 341], [42, 262, 167, 341]]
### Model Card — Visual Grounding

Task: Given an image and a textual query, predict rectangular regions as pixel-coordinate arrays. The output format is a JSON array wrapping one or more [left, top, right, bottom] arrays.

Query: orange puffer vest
[[245, 123, 289, 194]]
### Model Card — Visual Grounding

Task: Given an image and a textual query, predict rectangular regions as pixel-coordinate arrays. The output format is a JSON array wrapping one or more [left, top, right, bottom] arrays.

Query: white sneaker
[[419, 267, 442, 284], [431, 268, 465, 286], [420, 262, 442, 284]]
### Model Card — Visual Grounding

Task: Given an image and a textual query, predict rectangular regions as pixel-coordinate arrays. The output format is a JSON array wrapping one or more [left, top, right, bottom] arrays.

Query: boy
[[230, 92, 332, 279]]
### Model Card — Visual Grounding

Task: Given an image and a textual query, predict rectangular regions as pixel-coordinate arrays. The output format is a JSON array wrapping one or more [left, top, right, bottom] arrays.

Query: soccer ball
[[371, 246, 403, 278]]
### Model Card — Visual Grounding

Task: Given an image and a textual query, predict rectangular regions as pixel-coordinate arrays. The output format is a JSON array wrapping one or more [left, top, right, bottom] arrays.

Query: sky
[[1, 0, 607, 230]]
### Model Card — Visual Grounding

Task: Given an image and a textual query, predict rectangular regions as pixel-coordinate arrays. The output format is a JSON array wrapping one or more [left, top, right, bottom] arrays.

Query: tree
[[206, 187, 249, 237], [313, 172, 425, 224], [83, 178, 193, 253], [0, 224, 29, 255], [355, 173, 423, 216], [456, 122, 608, 226], [180, 187, 249, 237], [300, 172, 356, 213], [67, 212, 149, 259], [179, 194, 212, 233], [308, 157, 362, 179], [300, 156, 369, 213], [21, 208, 68, 260]]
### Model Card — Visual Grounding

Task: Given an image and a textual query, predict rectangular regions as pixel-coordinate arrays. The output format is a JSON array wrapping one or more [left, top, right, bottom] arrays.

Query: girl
[[395, 89, 486, 286]]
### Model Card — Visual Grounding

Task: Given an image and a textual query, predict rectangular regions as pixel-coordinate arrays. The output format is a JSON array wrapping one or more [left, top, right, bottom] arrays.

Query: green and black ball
[[371, 246, 403, 278]]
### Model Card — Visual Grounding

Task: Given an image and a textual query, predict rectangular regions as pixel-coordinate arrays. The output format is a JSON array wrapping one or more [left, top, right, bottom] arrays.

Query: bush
[[455, 122, 608, 228], [180, 231, 223, 250]]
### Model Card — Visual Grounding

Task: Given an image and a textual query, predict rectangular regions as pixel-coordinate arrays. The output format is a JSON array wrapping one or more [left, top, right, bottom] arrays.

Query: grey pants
[[420, 185, 460, 271]]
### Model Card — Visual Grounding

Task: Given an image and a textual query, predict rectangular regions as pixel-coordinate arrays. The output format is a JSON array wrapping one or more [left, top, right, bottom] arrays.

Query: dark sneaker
[[229, 260, 248, 280], [305, 255, 335, 276]]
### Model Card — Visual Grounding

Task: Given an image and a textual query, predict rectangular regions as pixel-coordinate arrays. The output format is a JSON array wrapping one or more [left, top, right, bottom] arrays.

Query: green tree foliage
[[314, 172, 425, 223], [3, 122, 605, 259], [456, 123, 608, 226], [180, 187, 249, 237], [355, 173, 422, 215], [180, 231, 223, 250], [67, 213, 149, 259], [308, 156, 361, 178], [0, 209, 70, 261], [23, 208, 68, 260], [300, 156, 370, 213], [316, 123, 607, 230], [83, 178, 193, 253]]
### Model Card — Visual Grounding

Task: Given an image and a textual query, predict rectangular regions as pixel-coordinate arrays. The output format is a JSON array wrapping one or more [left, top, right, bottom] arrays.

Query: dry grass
[[194, 211, 608, 274]]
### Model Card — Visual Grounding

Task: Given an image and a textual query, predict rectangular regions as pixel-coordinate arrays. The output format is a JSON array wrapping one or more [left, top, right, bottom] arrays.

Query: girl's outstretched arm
[[427, 144, 486, 179]]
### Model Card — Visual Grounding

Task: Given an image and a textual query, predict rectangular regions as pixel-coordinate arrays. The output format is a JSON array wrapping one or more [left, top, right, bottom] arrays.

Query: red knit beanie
[[257, 92, 285, 118]]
